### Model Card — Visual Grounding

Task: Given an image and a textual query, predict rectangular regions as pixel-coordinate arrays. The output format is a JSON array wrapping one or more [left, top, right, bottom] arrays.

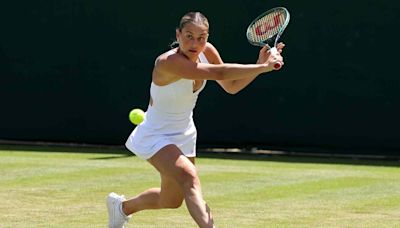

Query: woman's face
[[177, 23, 209, 61]]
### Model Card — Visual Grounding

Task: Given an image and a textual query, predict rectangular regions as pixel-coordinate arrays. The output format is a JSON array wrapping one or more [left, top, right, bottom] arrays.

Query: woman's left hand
[[257, 42, 285, 64]]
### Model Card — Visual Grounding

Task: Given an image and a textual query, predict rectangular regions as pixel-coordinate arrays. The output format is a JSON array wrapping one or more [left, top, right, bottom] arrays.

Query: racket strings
[[248, 10, 287, 43]]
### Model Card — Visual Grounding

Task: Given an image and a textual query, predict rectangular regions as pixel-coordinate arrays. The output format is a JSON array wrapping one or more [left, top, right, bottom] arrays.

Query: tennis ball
[[129, 108, 145, 125]]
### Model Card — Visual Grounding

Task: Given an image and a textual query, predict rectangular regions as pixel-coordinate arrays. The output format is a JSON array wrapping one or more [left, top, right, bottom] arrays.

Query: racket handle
[[270, 47, 282, 70]]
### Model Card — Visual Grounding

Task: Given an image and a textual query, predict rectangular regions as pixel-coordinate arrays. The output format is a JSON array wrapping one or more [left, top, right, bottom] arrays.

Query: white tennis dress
[[125, 51, 208, 160]]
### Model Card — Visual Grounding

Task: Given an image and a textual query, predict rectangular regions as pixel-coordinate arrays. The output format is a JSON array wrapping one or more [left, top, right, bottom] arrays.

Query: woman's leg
[[122, 174, 185, 213], [122, 144, 214, 228]]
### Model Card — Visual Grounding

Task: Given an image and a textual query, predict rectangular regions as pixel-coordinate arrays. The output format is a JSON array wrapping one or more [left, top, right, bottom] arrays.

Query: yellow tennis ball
[[129, 109, 145, 125]]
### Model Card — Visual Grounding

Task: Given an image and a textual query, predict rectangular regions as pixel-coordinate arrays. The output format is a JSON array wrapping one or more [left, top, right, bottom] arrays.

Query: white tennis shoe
[[107, 192, 131, 228]]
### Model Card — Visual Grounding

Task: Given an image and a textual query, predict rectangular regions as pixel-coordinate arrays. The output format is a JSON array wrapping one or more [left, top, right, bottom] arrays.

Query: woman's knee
[[159, 179, 184, 209], [156, 149, 199, 189], [160, 197, 184, 209], [176, 165, 200, 190], [149, 145, 200, 191]]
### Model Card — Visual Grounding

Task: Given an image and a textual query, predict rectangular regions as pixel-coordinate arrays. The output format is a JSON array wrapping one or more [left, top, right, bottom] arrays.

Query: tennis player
[[107, 11, 284, 228]]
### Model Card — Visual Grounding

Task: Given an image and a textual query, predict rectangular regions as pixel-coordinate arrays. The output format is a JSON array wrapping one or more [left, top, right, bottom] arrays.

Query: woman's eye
[[186, 34, 193, 39]]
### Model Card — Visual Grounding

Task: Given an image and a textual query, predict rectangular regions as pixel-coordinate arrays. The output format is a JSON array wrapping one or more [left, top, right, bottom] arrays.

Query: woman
[[107, 12, 284, 228]]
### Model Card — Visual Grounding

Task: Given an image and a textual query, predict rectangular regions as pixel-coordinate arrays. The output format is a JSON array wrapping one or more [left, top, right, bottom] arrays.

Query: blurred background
[[1, 0, 399, 156]]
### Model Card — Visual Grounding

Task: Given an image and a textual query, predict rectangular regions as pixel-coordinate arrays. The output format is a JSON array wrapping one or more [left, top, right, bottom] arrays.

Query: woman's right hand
[[257, 43, 285, 72]]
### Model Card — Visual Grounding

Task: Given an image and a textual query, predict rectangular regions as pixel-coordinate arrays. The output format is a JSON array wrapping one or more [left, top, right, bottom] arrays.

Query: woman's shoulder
[[204, 42, 223, 64], [204, 42, 218, 53], [153, 48, 183, 85], [154, 48, 182, 68], [155, 48, 177, 61]]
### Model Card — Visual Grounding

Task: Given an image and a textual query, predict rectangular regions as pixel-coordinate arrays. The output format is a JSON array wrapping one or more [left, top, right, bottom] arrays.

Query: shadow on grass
[[0, 143, 131, 160], [197, 150, 400, 168], [87, 154, 132, 160], [0, 142, 399, 167], [0, 142, 127, 153]]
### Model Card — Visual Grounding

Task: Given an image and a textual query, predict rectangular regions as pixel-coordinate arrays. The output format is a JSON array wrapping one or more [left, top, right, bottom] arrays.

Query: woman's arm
[[153, 43, 282, 85], [214, 43, 285, 94]]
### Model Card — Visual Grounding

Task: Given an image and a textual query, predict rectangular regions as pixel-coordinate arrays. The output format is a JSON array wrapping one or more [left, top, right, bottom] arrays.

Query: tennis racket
[[246, 7, 290, 70]]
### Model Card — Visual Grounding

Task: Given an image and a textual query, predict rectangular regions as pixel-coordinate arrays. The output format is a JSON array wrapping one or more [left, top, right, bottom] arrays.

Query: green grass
[[1, 145, 399, 227]]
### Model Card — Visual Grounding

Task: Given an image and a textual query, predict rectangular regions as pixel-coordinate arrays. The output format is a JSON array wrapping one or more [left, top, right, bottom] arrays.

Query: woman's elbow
[[225, 88, 241, 95], [220, 81, 241, 94]]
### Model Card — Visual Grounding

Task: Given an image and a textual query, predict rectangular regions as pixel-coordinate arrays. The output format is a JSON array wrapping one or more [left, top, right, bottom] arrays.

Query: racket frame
[[246, 7, 290, 48]]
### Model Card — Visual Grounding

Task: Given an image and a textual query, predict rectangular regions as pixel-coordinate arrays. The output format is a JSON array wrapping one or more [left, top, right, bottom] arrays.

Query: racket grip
[[270, 47, 282, 70]]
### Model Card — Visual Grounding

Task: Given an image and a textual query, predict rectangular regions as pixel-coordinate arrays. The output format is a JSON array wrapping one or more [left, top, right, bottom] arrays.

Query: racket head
[[246, 7, 290, 47]]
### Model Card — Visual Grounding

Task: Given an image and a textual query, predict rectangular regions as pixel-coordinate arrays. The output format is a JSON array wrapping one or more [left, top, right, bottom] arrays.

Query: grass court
[[1, 145, 399, 227]]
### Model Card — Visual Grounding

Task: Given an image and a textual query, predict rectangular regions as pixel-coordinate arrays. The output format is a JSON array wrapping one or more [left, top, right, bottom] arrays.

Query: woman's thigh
[[148, 144, 196, 179], [148, 144, 197, 204]]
